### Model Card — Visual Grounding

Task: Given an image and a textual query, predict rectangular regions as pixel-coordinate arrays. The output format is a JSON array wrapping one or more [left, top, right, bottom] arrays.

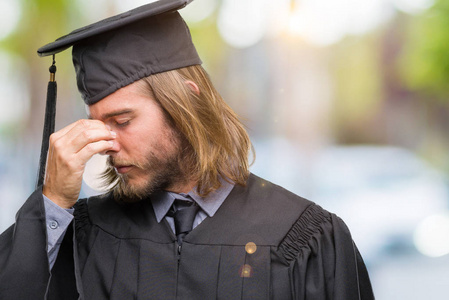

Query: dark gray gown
[[0, 174, 374, 299]]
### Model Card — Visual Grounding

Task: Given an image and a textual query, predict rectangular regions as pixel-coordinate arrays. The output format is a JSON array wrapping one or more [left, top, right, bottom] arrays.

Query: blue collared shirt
[[150, 180, 235, 233]]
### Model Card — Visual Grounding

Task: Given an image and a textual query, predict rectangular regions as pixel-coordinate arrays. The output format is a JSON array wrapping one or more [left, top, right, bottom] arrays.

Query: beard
[[101, 128, 193, 203]]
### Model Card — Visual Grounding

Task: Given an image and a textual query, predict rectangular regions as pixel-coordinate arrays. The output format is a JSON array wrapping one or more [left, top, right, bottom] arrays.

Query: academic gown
[[0, 174, 374, 299]]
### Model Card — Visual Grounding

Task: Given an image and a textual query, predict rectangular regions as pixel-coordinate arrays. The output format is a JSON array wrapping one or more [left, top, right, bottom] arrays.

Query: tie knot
[[170, 200, 199, 245], [173, 199, 194, 210]]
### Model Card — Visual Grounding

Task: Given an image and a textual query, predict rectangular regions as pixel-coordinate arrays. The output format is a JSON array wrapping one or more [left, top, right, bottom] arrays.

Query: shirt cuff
[[43, 195, 74, 251]]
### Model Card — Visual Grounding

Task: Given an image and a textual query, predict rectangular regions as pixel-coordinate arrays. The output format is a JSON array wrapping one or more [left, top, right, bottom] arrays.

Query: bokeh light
[[414, 213, 449, 257], [239, 264, 253, 278], [217, 0, 268, 48], [181, 0, 217, 23], [245, 242, 257, 254], [288, 0, 394, 46]]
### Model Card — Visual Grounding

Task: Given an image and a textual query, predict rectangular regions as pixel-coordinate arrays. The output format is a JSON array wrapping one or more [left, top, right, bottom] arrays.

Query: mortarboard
[[36, 0, 201, 187]]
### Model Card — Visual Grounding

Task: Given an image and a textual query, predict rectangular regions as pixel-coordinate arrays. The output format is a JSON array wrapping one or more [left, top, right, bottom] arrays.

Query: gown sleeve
[[0, 188, 51, 299], [278, 204, 375, 300], [0, 188, 82, 300]]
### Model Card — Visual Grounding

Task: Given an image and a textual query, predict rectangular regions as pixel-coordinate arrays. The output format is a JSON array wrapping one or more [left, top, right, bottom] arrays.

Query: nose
[[106, 139, 121, 155]]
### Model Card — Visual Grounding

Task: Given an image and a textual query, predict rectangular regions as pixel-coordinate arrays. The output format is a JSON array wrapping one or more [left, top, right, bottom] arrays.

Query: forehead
[[87, 82, 157, 120]]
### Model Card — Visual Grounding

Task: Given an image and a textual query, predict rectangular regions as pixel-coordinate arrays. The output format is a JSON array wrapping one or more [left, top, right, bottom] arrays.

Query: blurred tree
[[397, 0, 449, 172], [328, 33, 386, 144], [399, 0, 449, 101]]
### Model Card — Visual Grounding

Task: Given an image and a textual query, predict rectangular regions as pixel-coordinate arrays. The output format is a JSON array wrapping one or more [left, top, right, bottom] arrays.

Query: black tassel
[[37, 56, 57, 188]]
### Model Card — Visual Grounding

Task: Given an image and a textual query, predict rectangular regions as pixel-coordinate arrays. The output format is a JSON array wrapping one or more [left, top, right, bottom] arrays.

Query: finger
[[49, 129, 115, 163], [77, 140, 115, 164], [52, 121, 115, 154], [52, 119, 108, 141], [69, 128, 116, 153]]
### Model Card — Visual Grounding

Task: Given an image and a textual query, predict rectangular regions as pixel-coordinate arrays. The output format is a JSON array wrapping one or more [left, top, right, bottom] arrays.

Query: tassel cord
[[37, 57, 57, 187]]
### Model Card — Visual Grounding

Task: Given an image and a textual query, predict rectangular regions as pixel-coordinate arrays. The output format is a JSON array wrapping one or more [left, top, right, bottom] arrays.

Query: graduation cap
[[36, 0, 201, 187]]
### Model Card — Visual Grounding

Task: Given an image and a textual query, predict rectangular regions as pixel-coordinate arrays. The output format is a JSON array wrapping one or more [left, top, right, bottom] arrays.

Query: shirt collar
[[151, 179, 235, 223]]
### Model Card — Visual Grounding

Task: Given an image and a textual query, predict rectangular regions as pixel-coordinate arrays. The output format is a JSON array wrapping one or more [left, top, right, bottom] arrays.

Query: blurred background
[[1, 0, 449, 298]]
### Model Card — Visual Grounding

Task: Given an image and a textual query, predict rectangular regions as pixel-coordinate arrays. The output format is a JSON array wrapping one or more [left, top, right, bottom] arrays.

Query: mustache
[[107, 156, 146, 170]]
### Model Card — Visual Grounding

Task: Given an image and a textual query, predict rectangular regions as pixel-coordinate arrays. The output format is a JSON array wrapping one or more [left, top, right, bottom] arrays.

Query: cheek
[[115, 114, 177, 157], [120, 128, 164, 157]]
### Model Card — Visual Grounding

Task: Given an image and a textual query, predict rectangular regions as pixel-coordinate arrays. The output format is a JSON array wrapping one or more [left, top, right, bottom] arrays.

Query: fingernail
[[108, 141, 114, 146], [105, 124, 112, 130], [110, 131, 116, 138]]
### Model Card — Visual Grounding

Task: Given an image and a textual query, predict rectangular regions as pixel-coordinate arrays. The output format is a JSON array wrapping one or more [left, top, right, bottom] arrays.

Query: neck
[[165, 179, 197, 194]]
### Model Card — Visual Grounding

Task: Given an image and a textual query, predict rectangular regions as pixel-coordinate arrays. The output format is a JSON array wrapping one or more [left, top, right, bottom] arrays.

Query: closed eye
[[116, 120, 130, 127]]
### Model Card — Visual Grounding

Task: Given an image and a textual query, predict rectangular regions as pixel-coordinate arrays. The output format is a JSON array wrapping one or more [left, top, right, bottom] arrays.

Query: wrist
[[42, 186, 76, 209]]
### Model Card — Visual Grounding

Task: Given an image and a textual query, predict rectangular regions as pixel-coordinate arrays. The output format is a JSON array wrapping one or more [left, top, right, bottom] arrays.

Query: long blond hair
[[136, 65, 253, 196]]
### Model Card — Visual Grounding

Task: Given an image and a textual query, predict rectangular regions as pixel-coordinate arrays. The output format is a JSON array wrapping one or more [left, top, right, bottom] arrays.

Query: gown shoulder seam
[[278, 203, 331, 262]]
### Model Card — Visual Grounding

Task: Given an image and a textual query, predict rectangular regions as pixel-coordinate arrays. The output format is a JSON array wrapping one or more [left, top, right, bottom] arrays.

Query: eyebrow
[[88, 109, 133, 120]]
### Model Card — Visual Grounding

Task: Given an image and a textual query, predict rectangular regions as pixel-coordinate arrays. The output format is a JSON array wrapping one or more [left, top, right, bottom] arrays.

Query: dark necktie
[[170, 200, 199, 246]]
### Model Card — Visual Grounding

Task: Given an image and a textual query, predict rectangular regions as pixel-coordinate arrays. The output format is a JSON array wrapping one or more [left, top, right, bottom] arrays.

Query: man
[[0, 0, 374, 299]]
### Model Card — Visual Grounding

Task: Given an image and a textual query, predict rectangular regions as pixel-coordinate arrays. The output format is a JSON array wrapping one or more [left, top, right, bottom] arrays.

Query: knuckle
[[78, 119, 90, 128], [49, 133, 57, 144], [82, 130, 92, 141], [53, 138, 63, 149], [84, 143, 95, 153]]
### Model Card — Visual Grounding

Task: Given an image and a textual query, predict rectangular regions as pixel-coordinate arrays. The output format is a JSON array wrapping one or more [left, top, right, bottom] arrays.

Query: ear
[[185, 80, 200, 96]]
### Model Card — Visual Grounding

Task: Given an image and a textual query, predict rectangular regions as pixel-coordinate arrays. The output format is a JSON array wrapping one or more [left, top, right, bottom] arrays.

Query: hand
[[42, 119, 116, 209]]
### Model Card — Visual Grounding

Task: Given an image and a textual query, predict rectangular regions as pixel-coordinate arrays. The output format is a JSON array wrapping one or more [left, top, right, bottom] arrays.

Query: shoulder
[[244, 175, 354, 255], [215, 174, 336, 246], [243, 173, 329, 221], [242, 173, 314, 210]]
